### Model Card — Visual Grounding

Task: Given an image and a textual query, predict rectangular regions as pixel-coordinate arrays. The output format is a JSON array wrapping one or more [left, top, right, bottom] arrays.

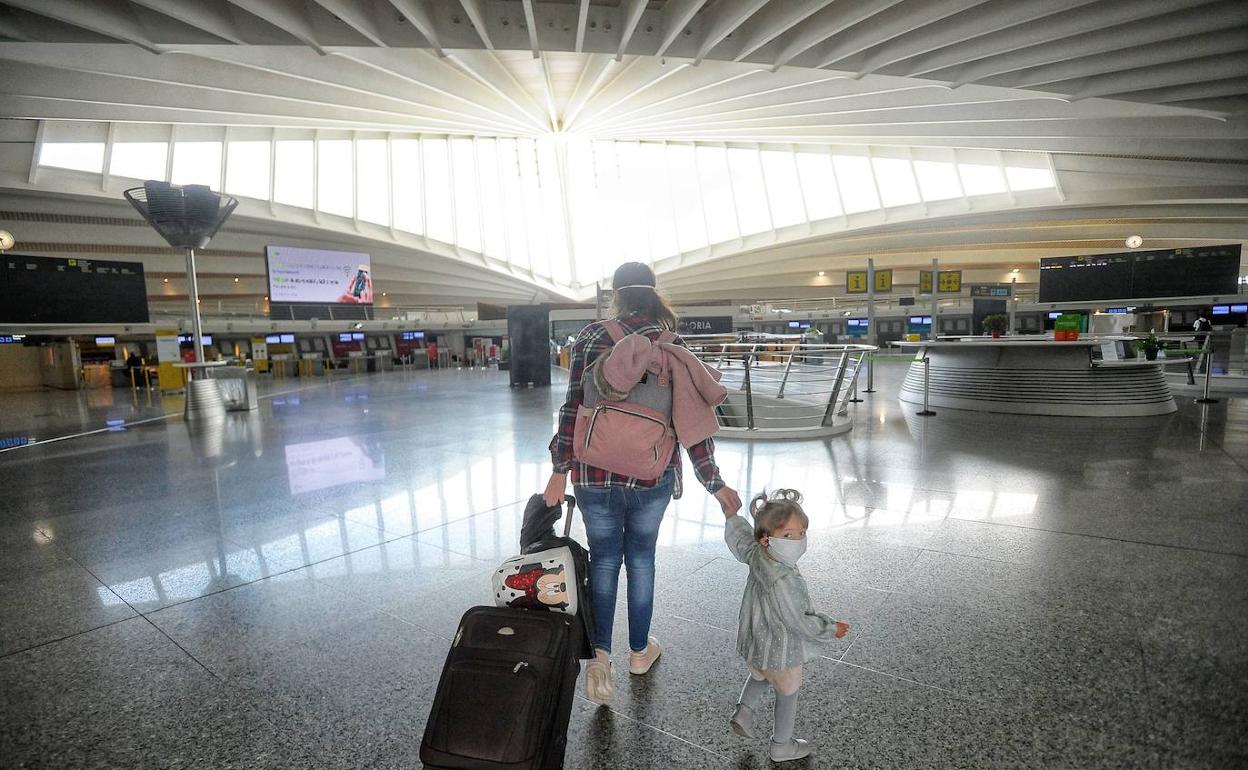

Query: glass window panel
[[566, 139, 602, 281], [355, 139, 389, 225], [224, 140, 270, 200], [517, 140, 549, 277], [390, 139, 423, 234], [871, 157, 920, 207], [170, 141, 222, 188], [637, 144, 678, 262], [665, 144, 707, 254], [958, 163, 1006, 196], [695, 146, 738, 245], [109, 142, 167, 180], [422, 138, 453, 243], [476, 138, 505, 259], [498, 139, 529, 270], [273, 140, 313, 208], [832, 155, 879, 214], [316, 139, 353, 217], [795, 152, 841, 220], [587, 140, 625, 272], [1005, 166, 1054, 191], [536, 139, 570, 282], [913, 160, 961, 201], [615, 143, 651, 264], [450, 138, 481, 252], [39, 142, 105, 173], [760, 150, 805, 228], [727, 148, 770, 236]]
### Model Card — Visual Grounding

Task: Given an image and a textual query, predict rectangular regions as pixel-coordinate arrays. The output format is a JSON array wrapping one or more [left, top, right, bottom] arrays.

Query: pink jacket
[[602, 334, 727, 447]]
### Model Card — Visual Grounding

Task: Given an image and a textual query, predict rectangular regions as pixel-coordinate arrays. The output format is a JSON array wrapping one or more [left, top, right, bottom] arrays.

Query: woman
[[544, 262, 742, 705]]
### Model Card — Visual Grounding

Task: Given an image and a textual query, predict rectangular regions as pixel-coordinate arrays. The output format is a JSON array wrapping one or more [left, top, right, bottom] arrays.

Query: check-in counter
[[897, 336, 1182, 417]]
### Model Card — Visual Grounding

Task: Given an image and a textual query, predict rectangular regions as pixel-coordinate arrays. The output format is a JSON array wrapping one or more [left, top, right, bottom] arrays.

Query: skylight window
[[958, 163, 1007, 196], [316, 139, 353, 217], [1006, 166, 1054, 192], [273, 140, 313, 208], [170, 142, 221, 188], [913, 160, 962, 201], [224, 141, 270, 200], [355, 139, 389, 225], [39, 142, 105, 173], [832, 155, 880, 214], [872, 157, 920, 208], [110, 142, 167, 181]]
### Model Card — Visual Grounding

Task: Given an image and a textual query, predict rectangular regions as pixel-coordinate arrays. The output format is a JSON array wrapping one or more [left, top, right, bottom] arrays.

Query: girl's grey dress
[[725, 515, 843, 672]]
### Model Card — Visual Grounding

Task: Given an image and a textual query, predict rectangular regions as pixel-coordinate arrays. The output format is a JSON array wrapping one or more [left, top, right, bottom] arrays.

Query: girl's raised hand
[[834, 621, 850, 639]]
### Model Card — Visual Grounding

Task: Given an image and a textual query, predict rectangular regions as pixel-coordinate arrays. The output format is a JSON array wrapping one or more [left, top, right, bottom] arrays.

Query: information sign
[[919, 271, 933, 294], [969, 284, 1012, 298], [938, 270, 962, 293], [846, 270, 868, 294], [874, 269, 893, 293]]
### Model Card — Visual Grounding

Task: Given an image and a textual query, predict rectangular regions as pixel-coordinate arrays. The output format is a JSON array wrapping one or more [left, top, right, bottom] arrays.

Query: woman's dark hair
[[610, 262, 678, 331]]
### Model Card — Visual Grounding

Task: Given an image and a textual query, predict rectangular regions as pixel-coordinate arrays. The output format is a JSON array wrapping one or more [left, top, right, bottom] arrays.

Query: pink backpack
[[572, 321, 677, 480]]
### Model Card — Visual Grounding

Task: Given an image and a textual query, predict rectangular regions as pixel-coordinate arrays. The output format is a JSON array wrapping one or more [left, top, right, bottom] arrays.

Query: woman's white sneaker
[[769, 738, 812, 763], [585, 649, 614, 705], [628, 636, 662, 675]]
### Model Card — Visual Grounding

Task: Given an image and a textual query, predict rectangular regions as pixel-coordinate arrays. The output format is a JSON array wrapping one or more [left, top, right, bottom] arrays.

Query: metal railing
[[147, 299, 474, 324], [684, 334, 877, 438]]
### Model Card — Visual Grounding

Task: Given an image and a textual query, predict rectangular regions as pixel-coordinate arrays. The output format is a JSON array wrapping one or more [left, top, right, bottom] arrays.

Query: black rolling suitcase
[[420, 496, 589, 770]]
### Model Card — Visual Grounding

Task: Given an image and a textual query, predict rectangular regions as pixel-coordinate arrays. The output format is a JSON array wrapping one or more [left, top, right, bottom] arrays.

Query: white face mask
[[767, 536, 807, 567]]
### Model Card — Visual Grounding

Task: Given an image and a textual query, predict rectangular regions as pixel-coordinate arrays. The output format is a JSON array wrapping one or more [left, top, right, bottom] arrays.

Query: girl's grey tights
[[738, 675, 797, 743]]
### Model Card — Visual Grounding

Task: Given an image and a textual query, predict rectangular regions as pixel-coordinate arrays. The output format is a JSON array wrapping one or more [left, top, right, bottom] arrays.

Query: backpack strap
[[601, 319, 628, 344], [657, 330, 679, 345]]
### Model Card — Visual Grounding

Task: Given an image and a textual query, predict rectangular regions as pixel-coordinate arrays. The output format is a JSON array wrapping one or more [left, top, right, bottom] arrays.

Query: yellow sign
[[938, 270, 962, 293], [874, 269, 893, 293], [919, 270, 933, 294], [846, 270, 868, 294]]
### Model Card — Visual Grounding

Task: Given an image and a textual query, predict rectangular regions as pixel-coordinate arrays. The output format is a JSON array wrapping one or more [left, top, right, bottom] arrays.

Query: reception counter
[[896, 337, 1178, 417]]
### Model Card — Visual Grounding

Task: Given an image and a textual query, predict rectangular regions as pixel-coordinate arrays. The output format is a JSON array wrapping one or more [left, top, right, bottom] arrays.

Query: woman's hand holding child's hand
[[834, 621, 850, 639], [715, 486, 743, 517]]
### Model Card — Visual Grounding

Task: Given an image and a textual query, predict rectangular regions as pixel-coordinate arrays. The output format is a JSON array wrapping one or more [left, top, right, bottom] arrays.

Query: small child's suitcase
[[419, 606, 580, 770], [493, 495, 595, 659]]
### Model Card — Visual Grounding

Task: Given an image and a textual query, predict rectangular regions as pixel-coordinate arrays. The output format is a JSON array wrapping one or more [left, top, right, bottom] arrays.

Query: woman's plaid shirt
[[548, 313, 724, 497]]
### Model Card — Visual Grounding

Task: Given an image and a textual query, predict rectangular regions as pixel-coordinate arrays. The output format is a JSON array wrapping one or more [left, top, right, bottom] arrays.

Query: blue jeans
[[575, 472, 674, 654]]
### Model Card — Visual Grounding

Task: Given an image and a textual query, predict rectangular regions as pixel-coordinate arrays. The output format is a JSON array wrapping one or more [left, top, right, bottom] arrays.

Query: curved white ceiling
[[0, 0, 1245, 305]]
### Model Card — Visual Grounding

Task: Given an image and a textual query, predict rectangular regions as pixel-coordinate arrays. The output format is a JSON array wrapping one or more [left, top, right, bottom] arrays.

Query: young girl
[[723, 489, 850, 762]]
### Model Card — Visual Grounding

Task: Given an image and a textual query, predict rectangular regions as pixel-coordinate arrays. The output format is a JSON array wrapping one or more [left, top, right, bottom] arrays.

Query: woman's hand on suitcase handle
[[543, 472, 568, 508], [714, 486, 743, 517]]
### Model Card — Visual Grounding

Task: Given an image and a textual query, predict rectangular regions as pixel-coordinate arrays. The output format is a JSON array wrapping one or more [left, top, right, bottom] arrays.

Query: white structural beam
[[655, 0, 710, 58], [309, 0, 388, 47], [574, 0, 590, 53], [387, 0, 443, 57], [694, 0, 770, 65], [772, 0, 903, 71], [1070, 56, 1248, 100], [728, 0, 834, 62], [455, 0, 493, 50], [129, 0, 247, 45], [812, 0, 994, 70], [854, 0, 1101, 77], [954, 1, 1248, 87], [520, 0, 540, 58], [614, 0, 649, 61], [224, 0, 324, 53], [902, 0, 1215, 79], [2, 0, 160, 53]]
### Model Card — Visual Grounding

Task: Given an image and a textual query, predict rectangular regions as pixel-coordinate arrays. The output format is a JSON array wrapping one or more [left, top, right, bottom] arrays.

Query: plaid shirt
[[550, 312, 725, 497]]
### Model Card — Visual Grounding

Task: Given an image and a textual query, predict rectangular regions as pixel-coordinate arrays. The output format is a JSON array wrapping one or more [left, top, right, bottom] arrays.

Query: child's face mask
[[767, 536, 807, 567]]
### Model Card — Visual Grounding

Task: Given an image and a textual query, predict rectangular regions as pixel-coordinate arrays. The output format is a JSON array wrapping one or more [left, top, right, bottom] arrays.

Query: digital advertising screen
[[1, 254, 149, 324], [265, 246, 373, 305]]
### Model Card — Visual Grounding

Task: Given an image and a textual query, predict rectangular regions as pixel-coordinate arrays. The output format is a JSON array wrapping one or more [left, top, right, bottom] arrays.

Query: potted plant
[[1137, 333, 1162, 361], [497, 346, 510, 371], [982, 314, 1010, 338]]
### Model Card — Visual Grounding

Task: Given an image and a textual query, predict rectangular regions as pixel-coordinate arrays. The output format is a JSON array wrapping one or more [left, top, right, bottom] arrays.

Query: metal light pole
[[185, 247, 206, 365], [930, 257, 939, 341]]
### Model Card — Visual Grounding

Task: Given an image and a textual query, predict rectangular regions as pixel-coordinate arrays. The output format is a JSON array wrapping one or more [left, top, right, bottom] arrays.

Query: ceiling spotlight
[[263, 296, 268, 301], [163, 277, 169, 283], [842, 310, 852, 317], [382, 292, 387, 296], [817, 271, 826, 277], [233, 277, 239, 283], [1126, 235, 1143, 248], [352, 322, 363, 330], [1011, 268, 1019, 274]]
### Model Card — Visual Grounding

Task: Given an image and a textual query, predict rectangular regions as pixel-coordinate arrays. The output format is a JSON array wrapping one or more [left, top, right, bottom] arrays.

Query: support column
[[867, 258, 877, 347], [930, 257, 939, 341]]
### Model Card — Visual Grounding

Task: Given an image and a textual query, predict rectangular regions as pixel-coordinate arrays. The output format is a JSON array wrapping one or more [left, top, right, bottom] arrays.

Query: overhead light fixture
[[817, 271, 825, 277], [233, 277, 239, 283], [163, 277, 169, 283], [382, 292, 387, 296], [1011, 268, 1019, 274], [1126, 235, 1143, 248], [842, 310, 852, 317], [352, 322, 363, 330]]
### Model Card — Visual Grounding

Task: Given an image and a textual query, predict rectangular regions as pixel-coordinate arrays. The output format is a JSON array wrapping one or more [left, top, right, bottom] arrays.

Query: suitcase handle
[[563, 494, 576, 538]]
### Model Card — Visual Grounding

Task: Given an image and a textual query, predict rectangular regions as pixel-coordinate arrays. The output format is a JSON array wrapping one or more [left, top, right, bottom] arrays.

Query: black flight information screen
[[1039, 244, 1242, 303], [1, 254, 150, 323]]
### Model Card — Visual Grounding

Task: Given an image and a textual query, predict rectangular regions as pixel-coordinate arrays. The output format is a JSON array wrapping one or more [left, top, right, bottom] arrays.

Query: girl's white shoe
[[584, 649, 614, 705], [769, 738, 812, 762], [729, 703, 757, 738]]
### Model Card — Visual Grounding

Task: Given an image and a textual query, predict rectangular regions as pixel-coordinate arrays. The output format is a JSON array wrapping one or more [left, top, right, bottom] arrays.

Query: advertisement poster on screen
[[266, 246, 373, 305]]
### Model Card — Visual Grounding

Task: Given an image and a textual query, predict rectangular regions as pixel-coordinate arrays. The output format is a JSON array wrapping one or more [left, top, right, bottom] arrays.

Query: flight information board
[[1039, 244, 1241, 302], [0, 254, 150, 323]]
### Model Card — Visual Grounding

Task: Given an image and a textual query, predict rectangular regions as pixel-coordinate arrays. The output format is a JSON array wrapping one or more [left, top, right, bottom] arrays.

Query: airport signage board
[[677, 316, 733, 334], [874, 269, 893, 293], [1, 254, 149, 324], [846, 270, 868, 293], [919, 271, 933, 294], [969, 284, 1012, 298], [938, 270, 962, 293]]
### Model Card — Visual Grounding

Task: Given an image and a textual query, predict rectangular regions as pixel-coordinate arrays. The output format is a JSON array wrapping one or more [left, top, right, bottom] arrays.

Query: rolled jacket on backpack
[[600, 334, 728, 448]]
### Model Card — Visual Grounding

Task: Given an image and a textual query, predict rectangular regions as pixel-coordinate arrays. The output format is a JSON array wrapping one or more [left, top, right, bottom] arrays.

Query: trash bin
[[212, 366, 258, 411]]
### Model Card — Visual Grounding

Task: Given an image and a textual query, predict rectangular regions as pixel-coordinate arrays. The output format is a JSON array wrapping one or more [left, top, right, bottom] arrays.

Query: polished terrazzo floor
[[1, 364, 1245, 769]]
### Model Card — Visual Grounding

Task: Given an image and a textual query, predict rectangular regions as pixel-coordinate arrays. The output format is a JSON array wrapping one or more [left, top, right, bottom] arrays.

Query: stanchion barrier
[[864, 355, 876, 393], [916, 356, 936, 416], [1196, 340, 1219, 404]]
